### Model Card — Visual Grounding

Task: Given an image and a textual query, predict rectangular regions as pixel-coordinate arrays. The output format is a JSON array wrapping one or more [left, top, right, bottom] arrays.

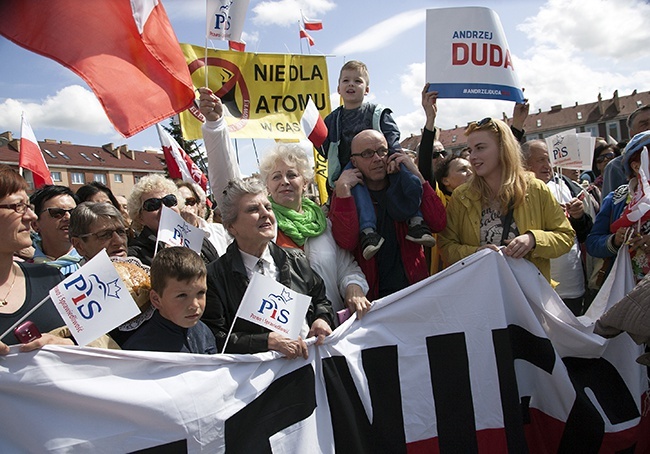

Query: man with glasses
[[329, 129, 446, 301], [30, 185, 81, 276], [69, 202, 129, 261]]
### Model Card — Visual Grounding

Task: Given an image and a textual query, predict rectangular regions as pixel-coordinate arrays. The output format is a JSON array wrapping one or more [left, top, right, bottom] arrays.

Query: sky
[[1, 0, 650, 176]]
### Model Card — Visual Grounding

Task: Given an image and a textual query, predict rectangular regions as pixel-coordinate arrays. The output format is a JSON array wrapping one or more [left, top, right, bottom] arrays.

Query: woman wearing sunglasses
[[439, 118, 574, 282], [127, 175, 219, 266]]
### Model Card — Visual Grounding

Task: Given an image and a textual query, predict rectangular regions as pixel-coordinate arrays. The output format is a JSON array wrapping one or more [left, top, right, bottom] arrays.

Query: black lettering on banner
[[559, 357, 640, 452], [322, 346, 406, 454], [224, 365, 316, 453], [493, 325, 556, 453], [426, 332, 478, 452]]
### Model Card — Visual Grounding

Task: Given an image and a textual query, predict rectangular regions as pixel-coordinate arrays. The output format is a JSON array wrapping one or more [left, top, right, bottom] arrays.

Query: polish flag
[[300, 26, 315, 46], [19, 114, 53, 189], [229, 40, 246, 52], [156, 124, 209, 192], [0, 0, 195, 138], [302, 14, 323, 31], [611, 147, 650, 232], [300, 98, 327, 149]]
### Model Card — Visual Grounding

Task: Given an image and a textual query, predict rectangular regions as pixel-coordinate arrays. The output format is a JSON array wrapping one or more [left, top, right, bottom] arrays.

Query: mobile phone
[[14, 321, 42, 344]]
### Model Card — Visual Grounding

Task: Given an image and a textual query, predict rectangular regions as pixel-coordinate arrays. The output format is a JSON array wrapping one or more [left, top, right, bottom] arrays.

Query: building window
[[51, 171, 62, 182], [451, 135, 457, 143], [93, 174, 107, 184], [577, 112, 582, 120], [57, 150, 71, 160], [134, 175, 143, 184], [584, 125, 598, 137], [80, 152, 93, 162], [607, 122, 620, 142], [536, 119, 542, 127], [71, 172, 85, 184], [114, 174, 123, 183]]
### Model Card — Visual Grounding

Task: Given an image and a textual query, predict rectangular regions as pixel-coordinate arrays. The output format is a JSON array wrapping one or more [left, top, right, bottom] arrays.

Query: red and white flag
[[300, 98, 327, 149], [300, 26, 315, 46], [19, 114, 52, 188], [228, 40, 246, 52], [0, 0, 195, 138], [301, 14, 323, 31], [156, 124, 209, 192], [610, 147, 650, 232]]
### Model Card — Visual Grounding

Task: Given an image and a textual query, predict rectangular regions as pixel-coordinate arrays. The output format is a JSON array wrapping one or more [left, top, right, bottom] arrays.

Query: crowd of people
[[0, 60, 649, 370]]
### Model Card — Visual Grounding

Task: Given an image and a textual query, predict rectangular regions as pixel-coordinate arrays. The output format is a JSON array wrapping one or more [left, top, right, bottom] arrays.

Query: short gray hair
[[69, 202, 125, 238], [220, 178, 268, 228], [520, 139, 546, 166], [258, 143, 314, 184]]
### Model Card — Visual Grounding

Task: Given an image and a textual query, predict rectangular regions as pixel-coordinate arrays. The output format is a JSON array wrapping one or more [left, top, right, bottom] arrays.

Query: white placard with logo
[[236, 273, 311, 339], [157, 205, 205, 255], [48, 250, 140, 346]]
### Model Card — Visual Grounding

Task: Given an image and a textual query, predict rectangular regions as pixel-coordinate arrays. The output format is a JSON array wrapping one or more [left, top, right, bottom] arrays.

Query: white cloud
[[332, 9, 425, 55], [518, 0, 650, 61], [163, 0, 205, 20], [252, 0, 335, 27], [0, 85, 112, 135]]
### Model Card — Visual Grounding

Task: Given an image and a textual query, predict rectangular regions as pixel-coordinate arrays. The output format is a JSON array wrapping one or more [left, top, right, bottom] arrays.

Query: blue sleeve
[[379, 109, 402, 153], [586, 192, 616, 258]]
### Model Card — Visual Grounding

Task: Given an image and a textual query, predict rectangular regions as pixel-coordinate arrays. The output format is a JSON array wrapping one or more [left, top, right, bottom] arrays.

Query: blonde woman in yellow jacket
[[439, 118, 574, 283]]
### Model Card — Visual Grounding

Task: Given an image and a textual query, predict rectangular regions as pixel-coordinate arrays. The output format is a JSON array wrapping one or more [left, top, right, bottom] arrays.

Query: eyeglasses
[[185, 197, 198, 206], [79, 228, 128, 241], [142, 194, 177, 212], [596, 152, 616, 163], [351, 147, 389, 159], [432, 150, 448, 159], [0, 202, 35, 214], [41, 207, 74, 219]]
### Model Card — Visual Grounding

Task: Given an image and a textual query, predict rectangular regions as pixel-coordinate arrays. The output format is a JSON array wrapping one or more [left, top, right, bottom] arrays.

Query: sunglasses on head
[[41, 207, 74, 219], [142, 194, 177, 212], [475, 117, 493, 127], [432, 150, 448, 159], [185, 197, 198, 206]]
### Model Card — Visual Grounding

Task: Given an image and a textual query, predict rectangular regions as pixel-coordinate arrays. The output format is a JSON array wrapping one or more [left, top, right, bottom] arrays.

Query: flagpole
[[204, 0, 209, 88], [0, 294, 51, 341]]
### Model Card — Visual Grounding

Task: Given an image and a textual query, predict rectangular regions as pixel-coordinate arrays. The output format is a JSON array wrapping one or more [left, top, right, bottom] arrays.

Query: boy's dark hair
[[150, 247, 206, 295], [339, 60, 370, 85], [30, 185, 79, 216]]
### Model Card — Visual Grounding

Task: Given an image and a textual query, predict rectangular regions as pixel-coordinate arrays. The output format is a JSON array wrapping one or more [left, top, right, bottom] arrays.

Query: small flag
[[49, 250, 140, 346], [301, 14, 323, 31], [19, 113, 52, 188], [206, 0, 250, 42], [235, 273, 311, 340], [300, 98, 327, 149], [157, 205, 205, 255], [157, 124, 209, 192], [228, 40, 246, 52], [300, 26, 315, 46]]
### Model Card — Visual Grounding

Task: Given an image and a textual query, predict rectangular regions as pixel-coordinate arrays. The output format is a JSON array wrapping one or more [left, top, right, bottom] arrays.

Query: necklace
[[0, 264, 17, 307]]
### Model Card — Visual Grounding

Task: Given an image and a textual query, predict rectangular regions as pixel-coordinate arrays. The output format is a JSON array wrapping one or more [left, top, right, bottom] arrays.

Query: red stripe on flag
[[299, 27, 315, 46], [0, 0, 195, 138], [19, 116, 52, 188]]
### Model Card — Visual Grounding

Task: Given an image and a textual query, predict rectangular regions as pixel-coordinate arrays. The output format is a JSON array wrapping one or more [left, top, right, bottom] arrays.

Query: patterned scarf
[[32, 237, 82, 276], [271, 197, 327, 247]]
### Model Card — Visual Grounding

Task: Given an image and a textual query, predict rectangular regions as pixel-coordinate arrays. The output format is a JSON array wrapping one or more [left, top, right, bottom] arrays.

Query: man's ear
[[70, 237, 86, 258], [350, 157, 357, 168], [31, 219, 40, 234], [150, 289, 163, 310]]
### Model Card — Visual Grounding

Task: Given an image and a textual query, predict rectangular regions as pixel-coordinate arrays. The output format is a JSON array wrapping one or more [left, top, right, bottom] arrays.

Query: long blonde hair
[[465, 118, 528, 212]]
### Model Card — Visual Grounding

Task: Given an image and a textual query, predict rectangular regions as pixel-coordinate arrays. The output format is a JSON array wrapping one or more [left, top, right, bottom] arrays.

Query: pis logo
[[63, 273, 122, 320], [258, 288, 292, 324]]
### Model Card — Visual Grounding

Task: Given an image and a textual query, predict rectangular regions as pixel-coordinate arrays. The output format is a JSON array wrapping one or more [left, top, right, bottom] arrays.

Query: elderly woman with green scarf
[[258, 143, 371, 321]]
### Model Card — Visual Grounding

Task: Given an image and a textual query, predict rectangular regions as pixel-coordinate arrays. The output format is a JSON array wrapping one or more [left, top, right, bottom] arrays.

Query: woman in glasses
[[439, 118, 574, 282], [30, 185, 81, 276], [127, 175, 219, 266], [176, 181, 230, 257], [0, 165, 72, 352]]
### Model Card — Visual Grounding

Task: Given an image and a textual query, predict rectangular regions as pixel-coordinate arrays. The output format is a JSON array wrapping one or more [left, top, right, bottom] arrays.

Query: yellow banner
[[180, 44, 332, 140]]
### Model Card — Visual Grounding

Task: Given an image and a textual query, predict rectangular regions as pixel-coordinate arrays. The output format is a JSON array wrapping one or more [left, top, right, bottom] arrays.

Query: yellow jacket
[[439, 176, 575, 282]]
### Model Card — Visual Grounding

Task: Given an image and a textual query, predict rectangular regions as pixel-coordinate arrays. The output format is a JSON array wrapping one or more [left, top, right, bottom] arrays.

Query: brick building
[[401, 89, 650, 156], [0, 131, 165, 196]]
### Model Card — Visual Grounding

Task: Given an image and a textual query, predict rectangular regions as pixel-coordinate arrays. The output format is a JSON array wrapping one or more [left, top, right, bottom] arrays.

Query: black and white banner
[[1, 250, 648, 453]]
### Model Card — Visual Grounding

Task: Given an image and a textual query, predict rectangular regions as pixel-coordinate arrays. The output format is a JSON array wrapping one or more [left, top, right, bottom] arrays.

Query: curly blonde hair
[[127, 174, 184, 231], [465, 118, 528, 212], [258, 143, 314, 185]]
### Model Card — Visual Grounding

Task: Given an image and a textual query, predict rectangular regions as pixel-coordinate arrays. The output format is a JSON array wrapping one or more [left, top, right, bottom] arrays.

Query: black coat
[[203, 241, 334, 353]]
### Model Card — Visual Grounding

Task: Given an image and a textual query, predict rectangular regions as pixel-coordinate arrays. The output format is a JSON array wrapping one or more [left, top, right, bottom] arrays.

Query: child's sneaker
[[406, 221, 436, 247], [361, 230, 385, 260]]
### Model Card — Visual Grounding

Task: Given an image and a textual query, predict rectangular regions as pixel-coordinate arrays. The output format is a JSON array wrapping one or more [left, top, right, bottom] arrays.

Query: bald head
[[349, 129, 389, 189], [351, 129, 387, 154]]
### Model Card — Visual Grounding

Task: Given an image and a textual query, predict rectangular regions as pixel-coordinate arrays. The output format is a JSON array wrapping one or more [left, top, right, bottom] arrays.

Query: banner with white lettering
[[4, 250, 648, 452], [157, 205, 205, 255], [179, 46, 331, 140], [235, 272, 310, 339], [425, 7, 525, 102], [48, 250, 140, 346]]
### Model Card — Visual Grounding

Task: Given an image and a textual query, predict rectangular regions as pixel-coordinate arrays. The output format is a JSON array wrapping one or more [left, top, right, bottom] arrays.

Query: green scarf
[[271, 197, 327, 247]]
